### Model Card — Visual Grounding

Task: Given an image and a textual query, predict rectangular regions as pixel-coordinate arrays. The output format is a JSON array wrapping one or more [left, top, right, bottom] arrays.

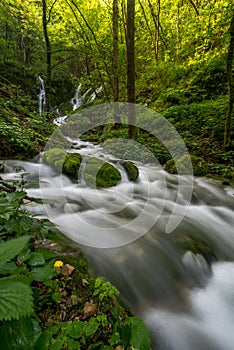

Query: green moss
[[123, 161, 139, 181], [172, 232, 216, 262], [43, 148, 67, 171], [84, 157, 122, 188], [165, 155, 208, 176], [43, 148, 82, 178], [63, 153, 82, 179]]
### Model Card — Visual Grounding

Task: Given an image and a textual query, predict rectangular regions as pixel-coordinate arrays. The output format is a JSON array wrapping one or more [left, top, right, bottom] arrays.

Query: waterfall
[[53, 84, 102, 126], [37, 76, 46, 116]]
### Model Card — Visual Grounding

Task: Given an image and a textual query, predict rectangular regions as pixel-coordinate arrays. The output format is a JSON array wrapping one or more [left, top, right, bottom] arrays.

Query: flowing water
[[2, 140, 234, 350]]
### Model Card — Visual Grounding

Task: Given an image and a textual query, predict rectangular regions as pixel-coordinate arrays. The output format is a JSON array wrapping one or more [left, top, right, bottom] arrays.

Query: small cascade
[[70, 83, 83, 110], [37, 76, 46, 116], [2, 139, 234, 350], [53, 84, 102, 126]]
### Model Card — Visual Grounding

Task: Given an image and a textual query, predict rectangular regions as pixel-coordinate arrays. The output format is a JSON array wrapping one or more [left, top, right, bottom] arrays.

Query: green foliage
[[0, 317, 41, 350], [103, 138, 155, 163], [0, 84, 54, 160], [0, 184, 152, 349], [93, 277, 119, 302], [165, 155, 208, 176], [0, 235, 30, 266], [125, 317, 152, 350], [0, 280, 34, 321]]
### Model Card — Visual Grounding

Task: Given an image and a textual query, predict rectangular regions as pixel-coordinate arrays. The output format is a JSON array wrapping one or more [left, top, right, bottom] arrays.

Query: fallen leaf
[[83, 301, 97, 317], [82, 278, 89, 286], [60, 264, 75, 276]]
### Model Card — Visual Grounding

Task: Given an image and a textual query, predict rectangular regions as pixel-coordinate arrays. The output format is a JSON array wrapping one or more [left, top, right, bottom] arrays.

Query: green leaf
[[67, 339, 81, 349], [0, 281, 34, 321], [88, 342, 104, 350], [30, 260, 57, 281], [0, 262, 16, 274], [50, 339, 64, 350], [109, 332, 120, 346], [65, 320, 85, 339], [34, 325, 59, 350], [6, 191, 27, 202], [52, 291, 62, 303], [36, 249, 56, 260], [94, 277, 102, 289], [28, 252, 45, 266], [17, 246, 32, 262], [0, 317, 41, 350], [4, 215, 34, 235], [84, 321, 99, 339], [122, 324, 131, 348], [0, 235, 30, 267], [127, 317, 152, 350]]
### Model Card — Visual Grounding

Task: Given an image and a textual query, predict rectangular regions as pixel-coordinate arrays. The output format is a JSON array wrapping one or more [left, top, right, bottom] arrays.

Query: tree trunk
[[224, 12, 234, 150], [42, 0, 52, 111], [126, 0, 137, 139], [147, 0, 160, 60], [113, 0, 121, 125]]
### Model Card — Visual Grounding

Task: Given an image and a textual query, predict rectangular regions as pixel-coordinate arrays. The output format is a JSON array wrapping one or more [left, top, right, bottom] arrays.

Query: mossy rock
[[43, 148, 82, 178], [63, 153, 82, 179], [43, 147, 67, 170], [172, 232, 216, 263], [84, 157, 121, 188], [123, 161, 139, 181], [165, 154, 208, 176]]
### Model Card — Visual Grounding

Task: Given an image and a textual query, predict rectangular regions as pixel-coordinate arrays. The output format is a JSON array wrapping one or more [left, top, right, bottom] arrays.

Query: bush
[[165, 155, 208, 176]]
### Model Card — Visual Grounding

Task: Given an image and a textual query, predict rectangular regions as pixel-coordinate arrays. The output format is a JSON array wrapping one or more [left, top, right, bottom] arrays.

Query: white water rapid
[[2, 139, 234, 350]]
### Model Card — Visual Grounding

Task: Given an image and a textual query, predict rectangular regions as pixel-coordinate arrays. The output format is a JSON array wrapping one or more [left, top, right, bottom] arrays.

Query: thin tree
[[113, 0, 121, 125], [42, 0, 53, 111], [126, 0, 137, 139], [224, 12, 234, 150], [147, 0, 160, 60]]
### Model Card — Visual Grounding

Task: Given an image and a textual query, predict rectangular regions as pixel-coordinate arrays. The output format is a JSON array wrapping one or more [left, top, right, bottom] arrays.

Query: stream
[[2, 139, 234, 350]]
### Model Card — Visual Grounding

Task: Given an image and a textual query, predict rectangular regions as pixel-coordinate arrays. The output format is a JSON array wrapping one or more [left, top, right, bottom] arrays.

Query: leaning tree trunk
[[42, 0, 52, 111], [126, 0, 137, 139], [224, 12, 234, 150]]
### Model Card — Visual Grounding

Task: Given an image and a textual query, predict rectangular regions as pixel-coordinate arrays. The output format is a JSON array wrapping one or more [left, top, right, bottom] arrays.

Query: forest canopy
[[0, 0, 233, 177], [0, 0, 232, 103]]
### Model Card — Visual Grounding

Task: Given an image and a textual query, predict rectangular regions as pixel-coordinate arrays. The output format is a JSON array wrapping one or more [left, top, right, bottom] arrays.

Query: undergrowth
[[0, 179, 151, 350]]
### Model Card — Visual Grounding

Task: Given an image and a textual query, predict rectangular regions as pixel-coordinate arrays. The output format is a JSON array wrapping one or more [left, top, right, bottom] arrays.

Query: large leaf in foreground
[[0, 235, 30, 266], [0, 280, 34, 321], [0, 317, 41, 350]]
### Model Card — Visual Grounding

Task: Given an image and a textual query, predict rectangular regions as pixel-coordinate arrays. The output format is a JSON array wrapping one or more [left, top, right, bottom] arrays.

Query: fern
[[0, 235, 30, 266], [0, 280, 34, 321]]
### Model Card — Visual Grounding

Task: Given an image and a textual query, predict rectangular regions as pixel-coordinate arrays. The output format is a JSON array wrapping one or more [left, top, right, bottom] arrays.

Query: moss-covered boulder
[[43, 147, 67, 170], [165, 154, 208, 176], [84, 157, 121, 188], [43, 148, 82, 179], [172, 232, 216, 263], [63, 153, 82, 178], [123, 161, 139, 181]]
